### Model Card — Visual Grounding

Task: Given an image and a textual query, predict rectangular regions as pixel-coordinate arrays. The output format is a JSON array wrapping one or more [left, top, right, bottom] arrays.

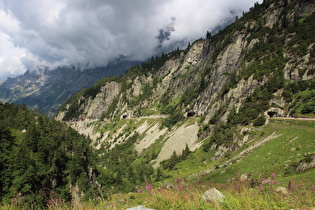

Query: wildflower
[[310, 186, 315, 191], [178, 185, 184, 190], [262, 178, 269, 184], [176, 178, 184, 183], [259, 184, 264, 190], [288, 179, 297, 192], [137, 189, 142, 193], [146, 185, 153, 191], [270, 173, 276, 178], [301, 183, 305, 187]]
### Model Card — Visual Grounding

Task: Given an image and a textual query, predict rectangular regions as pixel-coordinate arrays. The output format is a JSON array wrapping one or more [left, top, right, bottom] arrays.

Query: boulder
[[240, 173, 248, 182], [163, 182, 174, 189], [126, 205, 155, 210], [276, 186, 289, 195], [202, 188, 225, 202]]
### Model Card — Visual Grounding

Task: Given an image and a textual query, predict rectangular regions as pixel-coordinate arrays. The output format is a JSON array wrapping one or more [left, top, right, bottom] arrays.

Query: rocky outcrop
[[81, 81, 121, 119]]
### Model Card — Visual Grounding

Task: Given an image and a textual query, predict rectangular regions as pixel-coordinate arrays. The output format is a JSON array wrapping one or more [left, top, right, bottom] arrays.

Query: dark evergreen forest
[[0, 103, 96, 207]]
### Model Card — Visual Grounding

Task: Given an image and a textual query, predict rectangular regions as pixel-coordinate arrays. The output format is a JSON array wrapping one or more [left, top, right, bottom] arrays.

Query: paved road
[[271, 117, 315, 121], [138, 115, 169, 119]]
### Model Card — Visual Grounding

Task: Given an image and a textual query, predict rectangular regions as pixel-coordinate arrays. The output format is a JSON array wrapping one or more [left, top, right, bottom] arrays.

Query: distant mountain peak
[[0, 59, 140, 116]]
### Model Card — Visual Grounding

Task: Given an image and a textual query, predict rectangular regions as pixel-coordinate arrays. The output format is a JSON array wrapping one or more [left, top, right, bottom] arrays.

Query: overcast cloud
[[0, 0, 262, 80]]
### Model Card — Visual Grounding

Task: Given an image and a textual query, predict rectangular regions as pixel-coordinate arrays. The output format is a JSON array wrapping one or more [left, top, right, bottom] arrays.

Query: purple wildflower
[[137, 189, 142, 193], [176, 178, 184, 183], [262, 178, 269, 184], [146, 184, 153, 191]]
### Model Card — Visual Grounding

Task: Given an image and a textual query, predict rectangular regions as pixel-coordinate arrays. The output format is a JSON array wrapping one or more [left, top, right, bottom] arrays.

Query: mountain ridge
[[0, 59, 140, 115], [56, 0, 315, 168], [0, 15, 235, 116]]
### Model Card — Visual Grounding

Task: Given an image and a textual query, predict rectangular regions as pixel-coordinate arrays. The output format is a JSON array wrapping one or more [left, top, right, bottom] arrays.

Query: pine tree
[[206, 31, 212, 39], [181, 143, 191, 160], [0, 125, 15, 197], [155, 168, 163, 182]]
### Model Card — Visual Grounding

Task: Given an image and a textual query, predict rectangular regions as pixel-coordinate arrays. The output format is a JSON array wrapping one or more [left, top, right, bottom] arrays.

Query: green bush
[[162, 111, 184, 130], [253, 116, 266, 126]]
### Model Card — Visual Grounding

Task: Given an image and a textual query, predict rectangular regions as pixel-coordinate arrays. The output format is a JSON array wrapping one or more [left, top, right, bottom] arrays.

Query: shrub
[[253, 117, 266, 126]]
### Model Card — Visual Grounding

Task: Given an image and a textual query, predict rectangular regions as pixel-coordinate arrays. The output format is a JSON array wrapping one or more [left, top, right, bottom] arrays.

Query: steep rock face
[[82, 81, 121, 119], [57, 0, 315, 164]]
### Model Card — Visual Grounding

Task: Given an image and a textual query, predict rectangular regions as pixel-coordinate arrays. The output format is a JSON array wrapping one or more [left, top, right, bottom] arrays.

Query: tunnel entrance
[[186, 111, 196, 117], [267, 111, 278, 117]]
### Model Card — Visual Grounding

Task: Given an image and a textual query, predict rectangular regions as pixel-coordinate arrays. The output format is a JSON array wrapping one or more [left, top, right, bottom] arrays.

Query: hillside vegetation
[[0, 103, 98, 208], [1, 0, 315, 209], [1, 104, 314, 209]]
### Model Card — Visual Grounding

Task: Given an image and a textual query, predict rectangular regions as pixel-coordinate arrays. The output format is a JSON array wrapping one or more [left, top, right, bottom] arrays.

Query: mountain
[[56, 0, 315, 195], [0, 15, 233, 117], [58, 0, 315, 125], [1, 0, 315, 208], [0, 58, 140, 116]]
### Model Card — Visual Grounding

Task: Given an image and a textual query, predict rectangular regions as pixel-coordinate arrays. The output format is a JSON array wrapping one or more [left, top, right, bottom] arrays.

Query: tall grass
[[1, 176, 314, 209], [97, 175, 315, 210]]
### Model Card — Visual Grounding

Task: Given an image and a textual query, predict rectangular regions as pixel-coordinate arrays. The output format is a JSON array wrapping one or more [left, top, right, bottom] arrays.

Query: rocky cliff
[[57, 0, 315, 166]]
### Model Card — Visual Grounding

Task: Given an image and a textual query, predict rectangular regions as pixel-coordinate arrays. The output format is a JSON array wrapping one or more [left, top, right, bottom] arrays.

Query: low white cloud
[[0, 0, 262, 80]]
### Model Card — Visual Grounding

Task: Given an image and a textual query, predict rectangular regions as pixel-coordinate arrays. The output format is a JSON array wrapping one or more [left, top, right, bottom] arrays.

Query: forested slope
[[0, 103, 96, 207]]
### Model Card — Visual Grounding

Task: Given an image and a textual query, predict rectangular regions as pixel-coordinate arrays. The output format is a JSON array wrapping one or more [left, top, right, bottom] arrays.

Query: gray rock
[[240, 173, 248, 182], [276, 186, 289, 195], [163, 182, 174, 189], [126, 205, 155, 210], [202, 188, 225, 202]]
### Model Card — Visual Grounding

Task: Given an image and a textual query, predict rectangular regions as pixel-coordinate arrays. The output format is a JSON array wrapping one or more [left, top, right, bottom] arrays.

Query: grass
[[3, 176, 314, 209], [62, 175, 314, 209], [161, 119, 315, 183], [202, 120, 315, 184]]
